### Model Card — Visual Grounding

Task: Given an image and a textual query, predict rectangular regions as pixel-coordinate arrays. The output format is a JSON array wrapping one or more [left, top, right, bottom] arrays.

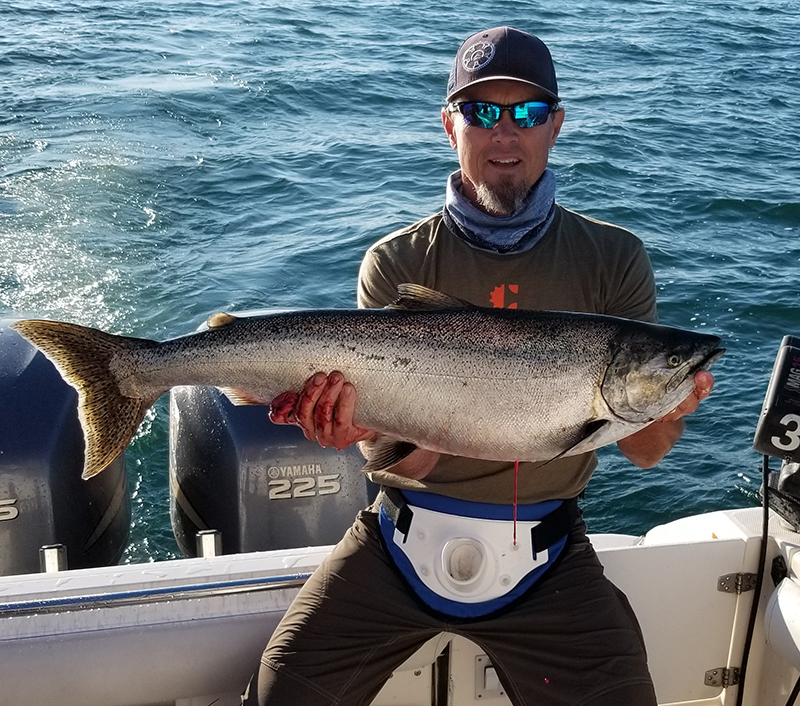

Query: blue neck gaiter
[[443, 169, 556, 254]]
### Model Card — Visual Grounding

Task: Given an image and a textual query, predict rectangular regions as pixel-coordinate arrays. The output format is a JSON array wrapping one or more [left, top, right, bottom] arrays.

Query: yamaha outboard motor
[[0, 320, 130, 575], [170, 384, 378, 556]]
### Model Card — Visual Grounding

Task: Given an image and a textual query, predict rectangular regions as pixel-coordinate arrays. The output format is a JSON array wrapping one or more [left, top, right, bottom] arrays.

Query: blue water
[[1, 1, 798, 562]]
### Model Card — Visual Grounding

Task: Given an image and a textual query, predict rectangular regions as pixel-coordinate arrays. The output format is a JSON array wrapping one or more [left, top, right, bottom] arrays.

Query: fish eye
[[667, 353, 683, 368]]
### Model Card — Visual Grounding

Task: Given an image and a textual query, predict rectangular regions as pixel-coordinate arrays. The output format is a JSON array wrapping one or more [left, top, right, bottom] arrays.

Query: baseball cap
[[445, 26, 559, 103]]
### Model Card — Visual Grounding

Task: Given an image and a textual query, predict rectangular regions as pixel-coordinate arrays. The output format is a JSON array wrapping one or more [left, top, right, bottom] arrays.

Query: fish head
[[601, 323, 724, 423]]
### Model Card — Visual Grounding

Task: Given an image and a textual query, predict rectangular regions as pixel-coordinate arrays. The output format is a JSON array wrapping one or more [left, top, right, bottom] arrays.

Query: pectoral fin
[[537, 420, 613, 469], [362, 438, 419, 474], [570, 419, 613, 453]]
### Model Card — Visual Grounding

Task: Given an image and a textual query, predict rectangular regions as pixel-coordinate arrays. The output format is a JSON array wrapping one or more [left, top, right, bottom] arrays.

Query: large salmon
[[11, 285, 723, 479]]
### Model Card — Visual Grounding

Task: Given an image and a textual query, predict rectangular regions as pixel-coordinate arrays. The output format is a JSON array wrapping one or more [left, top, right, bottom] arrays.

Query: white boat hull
[[3, 507, 800, 705]]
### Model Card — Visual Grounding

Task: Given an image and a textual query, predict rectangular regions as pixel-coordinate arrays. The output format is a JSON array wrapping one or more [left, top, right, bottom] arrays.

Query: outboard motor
[[169, 313, 379, 557], [755, 336, 800, 675], [754, 335, 800, 528], [0, 320, 130, 575]]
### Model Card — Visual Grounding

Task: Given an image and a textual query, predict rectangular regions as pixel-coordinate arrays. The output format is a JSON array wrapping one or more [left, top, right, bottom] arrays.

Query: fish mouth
[[692, 347, 725, 374], [665, 346, 725, 394]]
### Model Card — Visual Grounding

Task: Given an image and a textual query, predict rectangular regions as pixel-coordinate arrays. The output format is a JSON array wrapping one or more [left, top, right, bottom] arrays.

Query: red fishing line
[[513, 460, 519, 545]]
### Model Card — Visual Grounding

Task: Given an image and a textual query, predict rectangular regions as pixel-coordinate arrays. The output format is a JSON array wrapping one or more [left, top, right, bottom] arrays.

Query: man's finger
[[330, 382, 354, 449], [295, 373, 329, 441], [269, 391, 299, 425], [313, 372, 345, 446], [694, 370, 715, 399], [659, 371, 716, 422], [331, 383, 374, 450]]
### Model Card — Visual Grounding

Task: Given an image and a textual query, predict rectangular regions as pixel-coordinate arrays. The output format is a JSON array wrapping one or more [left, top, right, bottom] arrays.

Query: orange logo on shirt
[[489, 284, 519, 309]]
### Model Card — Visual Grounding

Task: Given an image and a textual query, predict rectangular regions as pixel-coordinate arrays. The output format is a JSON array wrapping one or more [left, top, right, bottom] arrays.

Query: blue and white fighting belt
[[378, 487, 578, 618]]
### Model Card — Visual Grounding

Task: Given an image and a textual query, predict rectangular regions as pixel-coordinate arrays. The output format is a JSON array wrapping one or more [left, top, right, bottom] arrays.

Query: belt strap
[[379, 486, 414, 543], [531, 497, 579, 555], [378, 487, 579, 553]]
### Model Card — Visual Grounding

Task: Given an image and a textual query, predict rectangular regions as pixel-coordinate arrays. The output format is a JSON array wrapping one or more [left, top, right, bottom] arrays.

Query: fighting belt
[[378, 487, 578, 618]]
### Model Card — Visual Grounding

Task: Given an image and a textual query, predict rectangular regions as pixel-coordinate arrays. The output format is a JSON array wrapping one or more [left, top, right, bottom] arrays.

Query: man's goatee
[[475, 179, 530, 215]]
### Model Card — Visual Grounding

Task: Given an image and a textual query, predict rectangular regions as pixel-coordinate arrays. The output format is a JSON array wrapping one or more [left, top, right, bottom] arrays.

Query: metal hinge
[[717, 572, 757, 594], [705, 667, 740, 688]]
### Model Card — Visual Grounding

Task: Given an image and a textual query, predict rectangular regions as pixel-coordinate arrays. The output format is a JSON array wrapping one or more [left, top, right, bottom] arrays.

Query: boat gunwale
[[0, 571, 311, 616]]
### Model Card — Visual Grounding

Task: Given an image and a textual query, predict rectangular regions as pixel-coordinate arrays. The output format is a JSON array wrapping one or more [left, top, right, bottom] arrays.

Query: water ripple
[[1, 0, 798, 559]]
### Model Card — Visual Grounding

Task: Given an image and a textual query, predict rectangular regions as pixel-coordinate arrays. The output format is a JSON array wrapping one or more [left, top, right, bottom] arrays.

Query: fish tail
[[11, 319, 162, 479]]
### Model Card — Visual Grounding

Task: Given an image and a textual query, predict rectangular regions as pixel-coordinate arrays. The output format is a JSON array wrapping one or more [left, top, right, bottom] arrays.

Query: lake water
[[1, 0, 799, 561]]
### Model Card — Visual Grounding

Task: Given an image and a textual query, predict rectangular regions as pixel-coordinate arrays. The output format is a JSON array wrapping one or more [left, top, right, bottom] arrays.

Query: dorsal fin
[[387, 283, 474, 311], [206, 312, 240, 329]]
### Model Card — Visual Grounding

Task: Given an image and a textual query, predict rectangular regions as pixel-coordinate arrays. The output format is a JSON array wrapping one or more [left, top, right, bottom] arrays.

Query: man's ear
[[442, 109, 458, 150], [549, 108, 565, 149]]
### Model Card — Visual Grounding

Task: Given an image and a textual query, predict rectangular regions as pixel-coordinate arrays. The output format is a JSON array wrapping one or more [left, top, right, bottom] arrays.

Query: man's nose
[[491, 111, 520, 141]]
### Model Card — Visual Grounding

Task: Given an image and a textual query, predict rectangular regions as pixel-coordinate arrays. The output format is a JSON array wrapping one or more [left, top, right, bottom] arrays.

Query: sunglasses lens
[[457, 101, 552, 129], [513, 102, 551, 127], [460, 102, 501, 128]]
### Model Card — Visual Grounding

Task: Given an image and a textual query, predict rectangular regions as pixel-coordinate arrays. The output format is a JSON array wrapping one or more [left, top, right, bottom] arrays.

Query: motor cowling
[[0, 320, 130, 575], [170, 384, 379, 557]]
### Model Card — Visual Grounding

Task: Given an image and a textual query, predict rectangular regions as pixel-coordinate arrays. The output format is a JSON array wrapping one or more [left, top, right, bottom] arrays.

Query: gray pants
[[242, 508, 657, 706]]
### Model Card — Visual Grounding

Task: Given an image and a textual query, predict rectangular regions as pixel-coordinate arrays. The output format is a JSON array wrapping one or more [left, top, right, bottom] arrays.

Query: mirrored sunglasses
[[448, 100, 557, 129]]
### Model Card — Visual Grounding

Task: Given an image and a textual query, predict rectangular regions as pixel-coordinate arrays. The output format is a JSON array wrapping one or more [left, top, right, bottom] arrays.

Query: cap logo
[[462, 41, 495, 72]]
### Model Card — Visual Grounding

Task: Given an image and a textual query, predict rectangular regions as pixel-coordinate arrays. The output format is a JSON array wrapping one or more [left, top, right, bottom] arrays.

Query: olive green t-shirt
[[357, 204, 657, 504]]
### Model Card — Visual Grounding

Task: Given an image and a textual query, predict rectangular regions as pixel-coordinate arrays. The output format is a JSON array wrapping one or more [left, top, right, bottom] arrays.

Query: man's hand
[[616, 370, 715, 469], [269, 372, 440, 480], [656, 369, 715, 423], [269, 371, 376, 450]]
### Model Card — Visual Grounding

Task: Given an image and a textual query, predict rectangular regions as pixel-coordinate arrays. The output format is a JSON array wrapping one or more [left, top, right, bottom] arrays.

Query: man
[[245, 27, 713, 705]]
